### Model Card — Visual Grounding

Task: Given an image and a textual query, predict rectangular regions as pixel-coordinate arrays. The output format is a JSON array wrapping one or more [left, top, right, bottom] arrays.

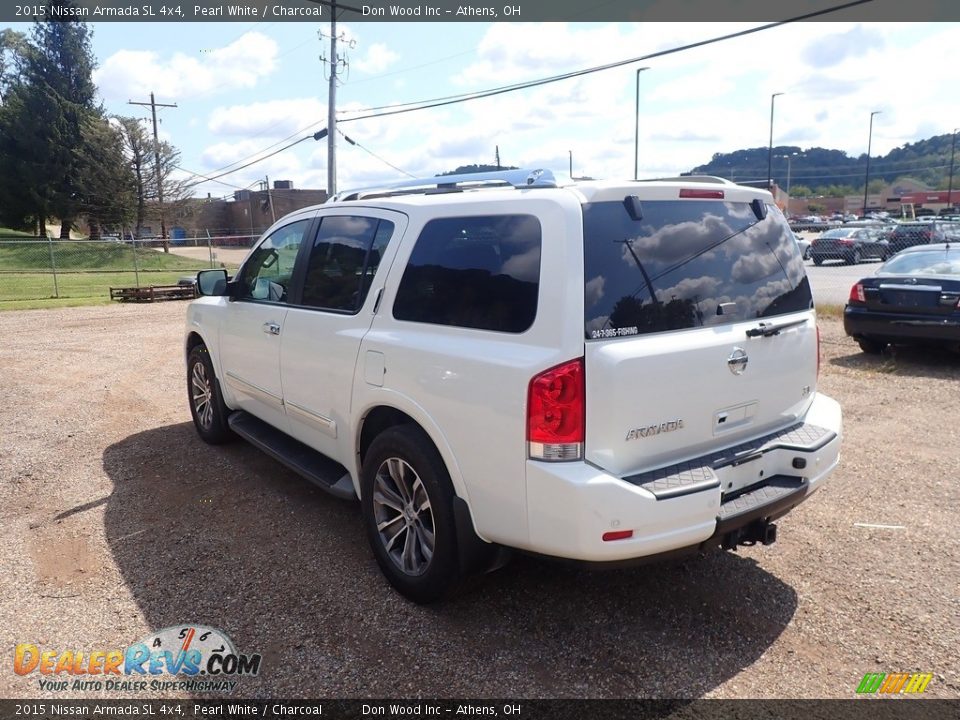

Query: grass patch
[[0, 241, 207, 272], [0, 227, 37, 238], [816, 303, 844, 320], [0, 270, 203, 308]]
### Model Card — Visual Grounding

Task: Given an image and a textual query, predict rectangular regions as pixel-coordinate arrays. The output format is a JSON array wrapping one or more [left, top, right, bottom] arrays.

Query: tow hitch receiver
[[721, 520, 777, 550]]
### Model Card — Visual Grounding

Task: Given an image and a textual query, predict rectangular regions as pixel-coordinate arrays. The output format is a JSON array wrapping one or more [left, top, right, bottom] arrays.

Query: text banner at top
[[4, 0, 959, 23]]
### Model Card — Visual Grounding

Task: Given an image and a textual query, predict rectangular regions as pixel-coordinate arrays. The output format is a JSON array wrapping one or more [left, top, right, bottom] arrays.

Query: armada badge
[[626, 420, 684, 441]]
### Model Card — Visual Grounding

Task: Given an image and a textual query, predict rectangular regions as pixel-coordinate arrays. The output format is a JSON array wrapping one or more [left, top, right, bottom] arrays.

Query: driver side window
[[236, 219, 311, 303]]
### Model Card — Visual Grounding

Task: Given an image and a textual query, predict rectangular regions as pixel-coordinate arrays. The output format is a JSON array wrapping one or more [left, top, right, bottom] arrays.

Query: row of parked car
[[797, 219, 960, 266]]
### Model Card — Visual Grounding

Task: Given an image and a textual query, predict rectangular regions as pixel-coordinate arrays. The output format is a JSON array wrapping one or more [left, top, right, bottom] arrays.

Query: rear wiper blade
[[745, 317, 808, 338]]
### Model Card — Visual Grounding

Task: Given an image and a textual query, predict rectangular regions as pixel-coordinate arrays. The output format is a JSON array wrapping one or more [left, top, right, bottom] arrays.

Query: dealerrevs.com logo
[[14, 625, 261, 693]]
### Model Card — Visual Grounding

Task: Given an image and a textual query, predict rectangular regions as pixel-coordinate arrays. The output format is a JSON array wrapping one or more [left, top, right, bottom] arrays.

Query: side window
[[236, 219, 311, 303], [301, 216, 396, 312], [392, 214, 542, 333]]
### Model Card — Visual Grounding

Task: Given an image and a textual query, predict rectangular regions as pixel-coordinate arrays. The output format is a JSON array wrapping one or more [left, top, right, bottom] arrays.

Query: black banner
[[3, 0, 959, 23], [1, 700, 957, 720]]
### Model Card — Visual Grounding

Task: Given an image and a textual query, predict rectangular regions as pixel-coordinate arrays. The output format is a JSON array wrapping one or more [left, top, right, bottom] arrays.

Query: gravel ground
[[1, 302, 958, 700]]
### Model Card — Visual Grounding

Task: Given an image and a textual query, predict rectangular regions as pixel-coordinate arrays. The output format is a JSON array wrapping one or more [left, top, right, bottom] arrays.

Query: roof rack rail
[[331, 168, 557, 202], [638, 175, 738, 185]]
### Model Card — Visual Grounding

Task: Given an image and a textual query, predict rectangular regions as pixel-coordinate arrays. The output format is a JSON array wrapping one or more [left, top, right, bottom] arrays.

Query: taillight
[[527, 358, 584, 461], [848, 282, 866, 304], [839, 238, 854, 246]]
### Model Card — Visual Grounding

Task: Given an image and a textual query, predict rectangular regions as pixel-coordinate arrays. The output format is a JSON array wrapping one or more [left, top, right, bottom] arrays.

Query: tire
[[187, 344, 234, 444], [812, 256, 823, 266], [857, 338, 887, 355], [361, 425, 460, 604], [803, 246, 811, 260], [851, 248, 862, 264]]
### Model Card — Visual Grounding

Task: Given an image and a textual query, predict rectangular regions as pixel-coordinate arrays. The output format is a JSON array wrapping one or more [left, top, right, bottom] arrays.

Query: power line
[[186, 0, 875, 188], [337, 128, 415, 177], [337, 0, 875, 123]]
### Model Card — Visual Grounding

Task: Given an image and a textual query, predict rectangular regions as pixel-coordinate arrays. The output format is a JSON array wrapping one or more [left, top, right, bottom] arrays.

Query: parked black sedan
[[810, 227, 886, 265], [844, 244, 960, 354]]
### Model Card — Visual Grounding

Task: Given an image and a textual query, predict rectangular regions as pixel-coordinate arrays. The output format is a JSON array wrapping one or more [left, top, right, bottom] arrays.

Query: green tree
[[76, 116, 136, 238], [115, 115, 190, 246], [788, 184, 813, 197], [0, 28, 30, 105], [27, 1, 100, 238]]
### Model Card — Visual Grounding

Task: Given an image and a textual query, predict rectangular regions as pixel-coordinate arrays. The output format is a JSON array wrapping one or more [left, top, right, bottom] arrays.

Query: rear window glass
[[880, 249, 960, 276], [393, 214, 541, 333], [583, 199, 811, 340]]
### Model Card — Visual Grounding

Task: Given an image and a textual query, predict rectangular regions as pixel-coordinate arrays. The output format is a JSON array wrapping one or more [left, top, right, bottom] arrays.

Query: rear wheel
[[857, 337, 887, 354], [849, 248, 862, 265], [187, 345, 233, 444], [361, 425, 460, 604]]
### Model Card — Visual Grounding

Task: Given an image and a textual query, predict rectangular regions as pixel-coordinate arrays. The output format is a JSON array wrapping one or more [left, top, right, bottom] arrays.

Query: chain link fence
[[0, 235, 256, 305], [0, 232, 865, 308]]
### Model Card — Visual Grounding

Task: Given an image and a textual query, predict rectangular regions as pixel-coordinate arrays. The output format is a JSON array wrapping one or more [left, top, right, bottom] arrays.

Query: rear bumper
[[524, 392, 842, 562], [844, 306, 960, 344]]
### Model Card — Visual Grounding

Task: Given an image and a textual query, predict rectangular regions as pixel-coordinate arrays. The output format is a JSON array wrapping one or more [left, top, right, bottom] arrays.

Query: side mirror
[[197, 269, 229, 296]]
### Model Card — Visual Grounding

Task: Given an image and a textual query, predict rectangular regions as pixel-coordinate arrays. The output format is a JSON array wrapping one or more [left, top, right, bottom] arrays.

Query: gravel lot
[[1, 301, 958, 700]]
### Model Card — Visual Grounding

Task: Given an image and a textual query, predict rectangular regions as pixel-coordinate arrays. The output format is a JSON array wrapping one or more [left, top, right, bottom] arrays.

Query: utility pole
[[129, 93, 177, 248], [326, 1, 338, 196], [495, 145, 501, 170], [948, 128, 957, 212], [767, 92, 783, 190], [265, 175, 277, 224]]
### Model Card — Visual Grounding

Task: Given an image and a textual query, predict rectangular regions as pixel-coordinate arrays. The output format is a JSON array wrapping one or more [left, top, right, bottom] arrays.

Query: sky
[[4, 18, 960, 198]]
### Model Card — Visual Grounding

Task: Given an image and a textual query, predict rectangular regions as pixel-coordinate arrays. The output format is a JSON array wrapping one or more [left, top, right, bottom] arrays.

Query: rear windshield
[[880, 248, 960, 276], [583, 199, 811, 340]]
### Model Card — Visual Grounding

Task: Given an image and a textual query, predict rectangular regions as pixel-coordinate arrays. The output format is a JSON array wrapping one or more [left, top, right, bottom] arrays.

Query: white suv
[[185, 170, 842, 603]]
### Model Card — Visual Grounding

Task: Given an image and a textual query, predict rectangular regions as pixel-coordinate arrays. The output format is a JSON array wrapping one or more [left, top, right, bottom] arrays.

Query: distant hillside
[[690, 133, 957, 194]]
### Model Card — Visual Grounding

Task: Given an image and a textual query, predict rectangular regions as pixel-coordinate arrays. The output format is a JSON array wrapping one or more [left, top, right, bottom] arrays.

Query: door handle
[[262, 322, 281, 336]]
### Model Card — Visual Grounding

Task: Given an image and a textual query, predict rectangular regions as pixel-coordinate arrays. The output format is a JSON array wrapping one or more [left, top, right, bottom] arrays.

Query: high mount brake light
[[679, 188, 724, 199]]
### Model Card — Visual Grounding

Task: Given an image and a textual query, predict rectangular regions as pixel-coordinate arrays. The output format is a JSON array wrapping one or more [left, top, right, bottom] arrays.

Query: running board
[[228, 411, 357, 501]]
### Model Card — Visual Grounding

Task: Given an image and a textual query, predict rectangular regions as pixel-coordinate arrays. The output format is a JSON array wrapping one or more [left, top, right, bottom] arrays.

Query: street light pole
[[633, 67, 649, 181], [948, 128, 958, 211], [862, 110, 882, 218], [767, 92, 783, 190]]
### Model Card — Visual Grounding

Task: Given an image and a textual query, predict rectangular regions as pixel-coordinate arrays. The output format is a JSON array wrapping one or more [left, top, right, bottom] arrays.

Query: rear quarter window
[[583, 199, 811, 340], [392, 214, 542, 333]]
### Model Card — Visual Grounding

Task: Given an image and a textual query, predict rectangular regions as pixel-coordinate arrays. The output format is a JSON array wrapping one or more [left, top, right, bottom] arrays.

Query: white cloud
[[94, 32, 279, 102], [353, 43, 401, 74], [208, 99, 327, 137]]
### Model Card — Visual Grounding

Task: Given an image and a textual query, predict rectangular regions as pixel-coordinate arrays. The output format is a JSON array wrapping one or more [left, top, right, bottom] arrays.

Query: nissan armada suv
[[185, 170, 842, 603]]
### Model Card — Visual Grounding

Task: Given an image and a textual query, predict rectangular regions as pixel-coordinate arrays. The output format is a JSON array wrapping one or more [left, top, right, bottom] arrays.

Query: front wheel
[[812, 256, 824, 266], [187, 345, 233, 444], [361, 426, 460, 604]]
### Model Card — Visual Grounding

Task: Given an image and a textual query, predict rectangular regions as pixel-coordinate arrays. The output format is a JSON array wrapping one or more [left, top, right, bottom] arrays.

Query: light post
[[633, 67, 650, 181], [767, 92, 783, 189], [862, 110, 882, 218], [948, 128, 957, 211], [778, 152, 803, 197]]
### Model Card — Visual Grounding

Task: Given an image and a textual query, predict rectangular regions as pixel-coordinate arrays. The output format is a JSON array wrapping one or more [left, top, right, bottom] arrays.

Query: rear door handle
[[262, 322, 281, 336]]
